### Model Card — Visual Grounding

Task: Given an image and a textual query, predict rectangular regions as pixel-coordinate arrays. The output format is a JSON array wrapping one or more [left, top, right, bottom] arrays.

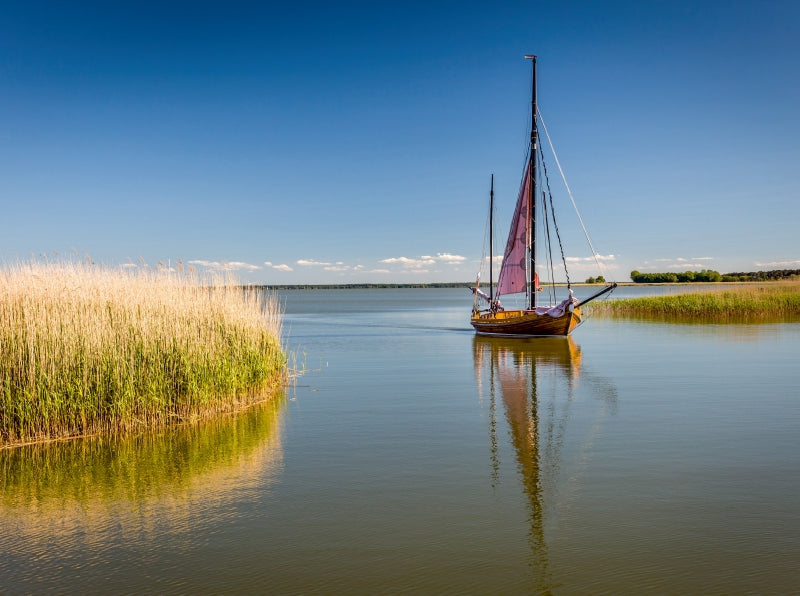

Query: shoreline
[[248, 281, 791, 290]]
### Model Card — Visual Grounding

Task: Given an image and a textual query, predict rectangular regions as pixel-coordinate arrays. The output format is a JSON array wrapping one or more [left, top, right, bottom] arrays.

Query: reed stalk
[[588, 281, 800, 320], [0, 260, 286, 446]]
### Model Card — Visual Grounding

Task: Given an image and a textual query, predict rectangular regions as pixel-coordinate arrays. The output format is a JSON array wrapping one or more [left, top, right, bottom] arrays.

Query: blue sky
[[2, 0, 798, 283]]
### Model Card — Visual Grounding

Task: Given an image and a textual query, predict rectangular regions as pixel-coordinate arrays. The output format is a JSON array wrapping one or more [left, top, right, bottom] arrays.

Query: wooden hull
[[471, 307, 581, 337]]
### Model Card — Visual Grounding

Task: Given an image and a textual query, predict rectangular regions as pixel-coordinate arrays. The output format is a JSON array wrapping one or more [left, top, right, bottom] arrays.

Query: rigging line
[[473, 186, 493, 312], [537, 108, 606, 278], [538, 150, 557, 303], [476, 183, 493, 283], [481, 191, 491, 276], [539, 137, 571, 290], [541, 191, 557, 304]]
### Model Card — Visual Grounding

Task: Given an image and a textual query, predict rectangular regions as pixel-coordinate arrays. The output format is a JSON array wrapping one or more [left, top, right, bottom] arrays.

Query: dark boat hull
[[470, 307, 581, 337]]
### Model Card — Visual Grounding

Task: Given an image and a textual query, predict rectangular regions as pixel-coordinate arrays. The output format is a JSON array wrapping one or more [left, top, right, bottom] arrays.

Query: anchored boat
[[471, 55, 616, 337]]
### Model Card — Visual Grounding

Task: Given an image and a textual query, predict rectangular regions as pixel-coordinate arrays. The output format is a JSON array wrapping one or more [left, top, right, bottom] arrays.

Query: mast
[[489, 174, 494, 306], [525, 54, 537, 309]]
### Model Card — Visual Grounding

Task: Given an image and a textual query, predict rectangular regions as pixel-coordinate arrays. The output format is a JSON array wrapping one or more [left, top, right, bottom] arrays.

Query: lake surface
[[2, 288, 798, 594]]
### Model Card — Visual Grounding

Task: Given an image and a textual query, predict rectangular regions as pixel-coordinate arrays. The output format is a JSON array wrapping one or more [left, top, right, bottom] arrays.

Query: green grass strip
[[589, 282, 800, 320]]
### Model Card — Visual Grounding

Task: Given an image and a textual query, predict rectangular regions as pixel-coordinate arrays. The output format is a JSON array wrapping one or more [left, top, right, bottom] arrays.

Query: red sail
[[496, 162, 531, 297]]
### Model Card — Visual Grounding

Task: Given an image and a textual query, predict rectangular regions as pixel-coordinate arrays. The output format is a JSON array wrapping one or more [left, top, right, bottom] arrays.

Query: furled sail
[[496, 162, 531, 297]]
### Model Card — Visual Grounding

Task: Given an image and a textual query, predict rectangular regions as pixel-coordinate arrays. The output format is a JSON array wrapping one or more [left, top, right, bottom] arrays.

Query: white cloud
[[324, 265, 350, 272], [636, 257, 720, 271], [649, 256, 713, 264], [264, 261, 293, 272], [381, 256, 436, 268], [566, 254, 616, 263], [435, 252, 467, 263], [640, 257, 716, 269], [669, 256, 713, 263], [667, 263, 713, 269], [381, 253, 466, 269], [188, 260, 261, 271], [297, 259, 332, 266], [755, 259, 800, 267]]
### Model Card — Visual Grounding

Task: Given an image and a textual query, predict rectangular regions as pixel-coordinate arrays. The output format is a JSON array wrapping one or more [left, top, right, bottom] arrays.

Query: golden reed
[[588, 281, 800, 319], [0, 260, 286, 446]]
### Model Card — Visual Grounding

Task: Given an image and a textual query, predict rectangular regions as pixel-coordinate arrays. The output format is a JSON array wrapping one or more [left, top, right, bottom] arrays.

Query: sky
[[2, 0, 799, 284]]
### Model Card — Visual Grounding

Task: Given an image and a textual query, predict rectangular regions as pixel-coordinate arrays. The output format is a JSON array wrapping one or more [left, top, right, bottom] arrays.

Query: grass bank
[[0, 261, 286, 446], [588, 282, 800, 320]]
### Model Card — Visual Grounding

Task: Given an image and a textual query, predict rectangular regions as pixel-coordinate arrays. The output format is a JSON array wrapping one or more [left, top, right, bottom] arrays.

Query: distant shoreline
[[248, 283, 476, 290], [249, 269, 799, 290], [245, 281, 753, 290]]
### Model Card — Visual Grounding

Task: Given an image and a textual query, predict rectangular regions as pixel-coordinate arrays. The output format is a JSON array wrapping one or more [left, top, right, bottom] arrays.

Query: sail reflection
[[0, 394, 286, 550], [473, 336, 583, 592]]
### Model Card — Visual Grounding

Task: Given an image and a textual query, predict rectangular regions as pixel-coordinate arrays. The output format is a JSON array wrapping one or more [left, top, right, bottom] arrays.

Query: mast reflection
[[473, 336, 582, 593]]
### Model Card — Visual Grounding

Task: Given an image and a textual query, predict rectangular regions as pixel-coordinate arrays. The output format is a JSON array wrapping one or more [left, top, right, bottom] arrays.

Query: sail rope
[[540, 184, 555, 301], [538, 140, 571, 291], [538, 109, 609, 280], [538, 150, 558, 304], [480, 188, 491, 283], [473, 184, 494, 312]]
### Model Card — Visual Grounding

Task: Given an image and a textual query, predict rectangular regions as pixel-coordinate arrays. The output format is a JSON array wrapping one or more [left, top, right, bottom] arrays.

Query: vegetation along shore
[[0, 261, 286, 447], [589, 281, 800, 320], [628, 268, 800, 283]]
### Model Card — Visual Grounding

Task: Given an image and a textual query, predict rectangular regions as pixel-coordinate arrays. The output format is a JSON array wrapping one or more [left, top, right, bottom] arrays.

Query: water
[[2, 288, 798, 594]]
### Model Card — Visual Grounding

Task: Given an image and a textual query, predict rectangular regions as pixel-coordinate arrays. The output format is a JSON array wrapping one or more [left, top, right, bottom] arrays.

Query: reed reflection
[[0, 394, 286, 551], [473, 336, 584, 593]]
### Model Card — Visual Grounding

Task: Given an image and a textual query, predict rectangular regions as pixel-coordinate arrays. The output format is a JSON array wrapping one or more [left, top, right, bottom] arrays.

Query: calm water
[[2, 288, 798, 594]]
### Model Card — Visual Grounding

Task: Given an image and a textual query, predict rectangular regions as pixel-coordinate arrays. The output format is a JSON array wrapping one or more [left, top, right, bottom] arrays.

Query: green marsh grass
[[588, 282, 800, 321], [0, 260, 286, 446]]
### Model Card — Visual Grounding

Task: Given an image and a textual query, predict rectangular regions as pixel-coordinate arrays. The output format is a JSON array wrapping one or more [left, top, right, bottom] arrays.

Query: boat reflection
[[473, 336, 584, 592], [0, 393, 286, 550]]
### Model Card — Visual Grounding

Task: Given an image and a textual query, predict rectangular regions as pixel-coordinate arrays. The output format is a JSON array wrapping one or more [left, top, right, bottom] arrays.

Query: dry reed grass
[[589, 281, 800, 320], [0, 260, 286, 446]]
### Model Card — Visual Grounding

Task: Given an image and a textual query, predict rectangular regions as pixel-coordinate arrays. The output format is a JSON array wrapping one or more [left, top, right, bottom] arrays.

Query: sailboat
[[471, 55, 616, 337]]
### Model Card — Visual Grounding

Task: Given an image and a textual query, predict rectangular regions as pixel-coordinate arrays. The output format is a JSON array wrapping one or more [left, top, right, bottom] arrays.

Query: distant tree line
[[720, 269, 800, 282], [249, 282, 474, 290], [584, 275, 606, 284], [629, 269, 800, 283]]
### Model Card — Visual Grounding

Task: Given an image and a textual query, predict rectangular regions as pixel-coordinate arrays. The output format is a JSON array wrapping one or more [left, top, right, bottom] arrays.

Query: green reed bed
[[589, 282, 800, 320], [0, 261, 286, 446]]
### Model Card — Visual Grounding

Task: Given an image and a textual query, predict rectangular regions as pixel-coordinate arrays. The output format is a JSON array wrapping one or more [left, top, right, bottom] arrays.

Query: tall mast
[[525, 54, 537, 309], [489, 174, 494, 306]]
